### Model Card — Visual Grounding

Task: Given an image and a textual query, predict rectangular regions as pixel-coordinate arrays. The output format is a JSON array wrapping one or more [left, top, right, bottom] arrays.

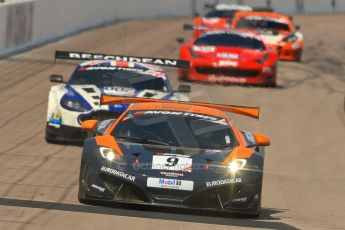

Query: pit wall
[[0, 0, 344, 57]]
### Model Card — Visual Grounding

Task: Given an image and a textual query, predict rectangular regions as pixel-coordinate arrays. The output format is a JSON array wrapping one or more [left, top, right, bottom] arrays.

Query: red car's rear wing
[[55, 50, 190, 69], [101, 95, 260, 119]]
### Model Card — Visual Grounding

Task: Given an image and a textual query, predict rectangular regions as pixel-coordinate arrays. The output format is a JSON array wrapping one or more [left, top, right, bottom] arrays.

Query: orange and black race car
[[232, 11, 304, 61], [78, 96, 270, 217]]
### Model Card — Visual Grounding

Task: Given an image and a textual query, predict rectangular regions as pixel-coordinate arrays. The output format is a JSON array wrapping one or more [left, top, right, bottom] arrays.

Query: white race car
[[46, 51, 191, 144]]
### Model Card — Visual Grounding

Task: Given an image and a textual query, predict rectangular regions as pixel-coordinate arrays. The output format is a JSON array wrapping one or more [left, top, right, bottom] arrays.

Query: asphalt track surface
[[0, 14, 344, 230]]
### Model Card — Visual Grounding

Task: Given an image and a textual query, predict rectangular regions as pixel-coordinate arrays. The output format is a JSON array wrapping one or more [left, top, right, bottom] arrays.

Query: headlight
[[257, 53, 269, 64], [61, 98, 87, 112], [189, 47, 201, 58], [99, 147, 126, 164], [283, 33, 298, 43], [227, 159, 247, 173]]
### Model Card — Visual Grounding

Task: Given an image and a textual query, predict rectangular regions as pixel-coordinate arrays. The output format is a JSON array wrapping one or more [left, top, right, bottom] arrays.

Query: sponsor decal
[[65, 51, 183, 66], [217, 53, 239, 59], [208, 75, 247, 83], [147, 177, 194, 191], [91, 184, 105, 192], [152, 155, 193, 172], [218, 60, 238, 67], [100, 166, 135, 182], [103, 87, 136, 97], [142, 110, 220, 121], [79, 66, 143, 72], [160, 171, 184, 178], [206, 178, 242, 187]]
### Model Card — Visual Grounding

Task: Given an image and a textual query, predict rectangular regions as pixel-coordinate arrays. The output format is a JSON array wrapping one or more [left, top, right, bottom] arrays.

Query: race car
[[232, 12, 304, 61], [193, 4, 253, 38], [78, 95, 270, 217], [46, 51, 191, 144], [177, 30, 278, 86]]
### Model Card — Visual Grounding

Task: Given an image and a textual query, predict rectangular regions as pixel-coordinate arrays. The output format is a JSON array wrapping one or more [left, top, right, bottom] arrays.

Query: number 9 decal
[[164, 157, 179, 167]]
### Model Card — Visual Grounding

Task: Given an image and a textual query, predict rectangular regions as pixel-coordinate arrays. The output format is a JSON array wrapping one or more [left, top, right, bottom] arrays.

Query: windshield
[[69, 69, 169, 92], [205, 10, 235, 18], [113, 111, 237, 150], [236, 17, 291, 31], [195, 33, 265, 50]]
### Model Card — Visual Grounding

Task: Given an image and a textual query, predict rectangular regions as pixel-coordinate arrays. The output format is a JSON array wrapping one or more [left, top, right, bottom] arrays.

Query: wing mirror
[[50, 74, 64, 83], [254, 133, 271, 146], [295, 25, 301, 31], [175, 84, 191, 93], [81, 120, 98, 132]]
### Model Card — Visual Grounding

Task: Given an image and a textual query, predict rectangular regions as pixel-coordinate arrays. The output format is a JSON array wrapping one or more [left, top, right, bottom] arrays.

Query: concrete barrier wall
[[0, 0, 210, 57], [0, 0, 345, 57]]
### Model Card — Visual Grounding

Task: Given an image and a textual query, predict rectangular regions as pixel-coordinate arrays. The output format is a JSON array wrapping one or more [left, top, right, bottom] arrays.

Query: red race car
[[178, 30, 278, 86], [232, 12, 304, 61]]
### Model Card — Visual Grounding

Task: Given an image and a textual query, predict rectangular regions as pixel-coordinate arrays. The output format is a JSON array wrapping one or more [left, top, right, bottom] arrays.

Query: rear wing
[[55, 50, 190, 69], [101, 95, 260, 119]]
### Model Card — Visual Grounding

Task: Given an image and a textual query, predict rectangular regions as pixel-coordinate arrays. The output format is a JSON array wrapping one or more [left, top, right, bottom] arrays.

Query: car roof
[[128, 102, 227, 118]]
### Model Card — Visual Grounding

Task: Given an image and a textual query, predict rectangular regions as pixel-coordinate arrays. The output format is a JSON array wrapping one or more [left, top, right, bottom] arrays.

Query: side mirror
[[295, 25, 301, 31], [50, 74, 64, 83], [254, 133, 270, 146], [176, 84, 191, 93], [183, 24, 194, 30], [176, 38, 185, 44], [81, 120, 98, 132]]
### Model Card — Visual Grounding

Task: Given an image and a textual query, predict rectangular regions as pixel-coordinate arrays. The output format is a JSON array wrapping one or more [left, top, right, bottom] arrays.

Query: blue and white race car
[[46, 51, 191, 144]]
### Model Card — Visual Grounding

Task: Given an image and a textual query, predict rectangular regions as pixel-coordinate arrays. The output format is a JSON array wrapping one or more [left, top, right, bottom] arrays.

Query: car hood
[[194, 46, 266, 62]]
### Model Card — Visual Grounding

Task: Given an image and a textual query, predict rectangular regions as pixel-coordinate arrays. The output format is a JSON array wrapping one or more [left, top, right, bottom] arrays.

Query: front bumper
[[80, 155, 262, 214], [178, 62, 276, 86]]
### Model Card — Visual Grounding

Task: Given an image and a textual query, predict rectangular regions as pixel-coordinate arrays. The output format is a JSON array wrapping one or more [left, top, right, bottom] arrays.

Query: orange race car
[[232, 11, 304, 61], [78, 95, 270, 217]]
